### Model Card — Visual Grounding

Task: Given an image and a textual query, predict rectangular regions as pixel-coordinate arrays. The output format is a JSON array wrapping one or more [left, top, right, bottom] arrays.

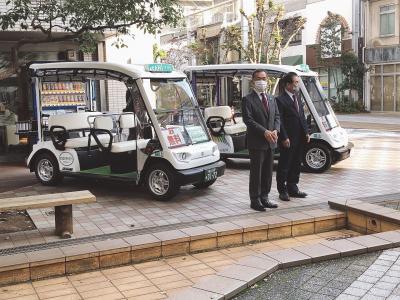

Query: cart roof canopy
[[184, 63, 318, 77], [29, 62, 186, 82]]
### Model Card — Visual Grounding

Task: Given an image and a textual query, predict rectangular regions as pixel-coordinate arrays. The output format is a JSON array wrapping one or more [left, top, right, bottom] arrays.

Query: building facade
[[364, 0, 400, 112]]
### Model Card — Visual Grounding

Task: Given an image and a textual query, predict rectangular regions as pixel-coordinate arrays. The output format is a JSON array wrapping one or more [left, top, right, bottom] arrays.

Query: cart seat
[[110, 139, 150, 153], [64, 134, 110, 149], [204, 106, 247, 136], [48, 112, 111, 150]]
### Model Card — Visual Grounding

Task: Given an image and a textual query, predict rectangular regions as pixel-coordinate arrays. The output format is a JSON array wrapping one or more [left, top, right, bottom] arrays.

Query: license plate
[[204, 168, 218, 182]]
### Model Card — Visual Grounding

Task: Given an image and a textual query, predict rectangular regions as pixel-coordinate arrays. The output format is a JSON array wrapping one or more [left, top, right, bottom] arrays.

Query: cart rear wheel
[[302, 142, 332, 173], [145, 163, 180, 201], [34, 153, 63, 185], [193, 179, 217, 189]]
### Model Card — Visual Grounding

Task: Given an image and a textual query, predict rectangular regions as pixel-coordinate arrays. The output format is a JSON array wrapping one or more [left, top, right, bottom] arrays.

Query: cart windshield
[[302, 76, 338, 130], [143, 78, 210, 148]]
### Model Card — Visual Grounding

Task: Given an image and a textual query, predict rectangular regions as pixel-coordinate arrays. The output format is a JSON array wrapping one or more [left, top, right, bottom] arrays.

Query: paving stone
[[357, 275, 380, 284], [380, 275, 400, 284], [336, 294, 361, 300], [349, 235, 392, 252], [349, 281, 374, 291], [309, 294, 335, 300], [300, 282, 324, 293], [373, 281, 397, 291], [361, 294, 385, 300], [123, 234, 161, 250], [167, 287, 223, 300], [206, 222, 243, 236], [320, 239, 367, 257], [152, 230, 189, 245], [193, 274, 246, 298], [294, 243, 340, 262], [369, 287, 393, 297], [179, 226, 217, 240], [235, 255, 279, 273], [264, 248, 311, 268], [344, 287, 368, 297], [216, 264, 268, 286], [372, 231, 400, 247], [318, 286, 343, 297]]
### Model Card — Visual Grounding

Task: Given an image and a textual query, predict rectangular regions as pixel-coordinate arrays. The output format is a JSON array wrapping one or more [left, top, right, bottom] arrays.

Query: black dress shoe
[[250, 198, 266, 211], [289, 191, 308, 198], [279, 192, 290, 201], [260, 197, 278, 208]]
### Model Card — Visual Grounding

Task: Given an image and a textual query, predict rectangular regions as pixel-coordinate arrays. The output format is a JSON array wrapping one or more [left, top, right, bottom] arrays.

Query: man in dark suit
[[242, 70, 280, 211], [276, 72, 310, 201]]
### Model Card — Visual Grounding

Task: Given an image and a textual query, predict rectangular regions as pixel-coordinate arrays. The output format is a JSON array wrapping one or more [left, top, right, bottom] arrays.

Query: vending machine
[[40, 81, 90, 115]]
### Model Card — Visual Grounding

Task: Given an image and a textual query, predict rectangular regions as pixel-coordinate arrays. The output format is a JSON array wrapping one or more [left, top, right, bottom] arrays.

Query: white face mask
[[254, 80, 268, 93], [293, 85, 300, 93]]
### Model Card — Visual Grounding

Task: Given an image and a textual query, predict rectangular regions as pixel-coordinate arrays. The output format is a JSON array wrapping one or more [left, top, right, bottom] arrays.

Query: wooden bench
[[0, 190, 96, 239]]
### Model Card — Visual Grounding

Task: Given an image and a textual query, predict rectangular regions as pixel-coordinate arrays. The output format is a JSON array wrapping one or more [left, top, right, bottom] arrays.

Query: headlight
[[173, 152, 191, 162], [212, 144, 219, 155]]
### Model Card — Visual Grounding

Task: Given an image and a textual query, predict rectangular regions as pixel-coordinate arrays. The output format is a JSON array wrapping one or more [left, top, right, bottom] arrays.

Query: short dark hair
[[252, 69, 267, 79], [283, 72, 299, 85]]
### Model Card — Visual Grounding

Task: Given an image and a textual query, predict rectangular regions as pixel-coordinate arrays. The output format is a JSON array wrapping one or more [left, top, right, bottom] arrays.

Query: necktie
[[261, 93, 269, 113], [293, 94, 299, 113]]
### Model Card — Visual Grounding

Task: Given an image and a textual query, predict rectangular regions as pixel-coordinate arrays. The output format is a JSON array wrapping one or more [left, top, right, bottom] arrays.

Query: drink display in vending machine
[[40, 82, 88, 114]]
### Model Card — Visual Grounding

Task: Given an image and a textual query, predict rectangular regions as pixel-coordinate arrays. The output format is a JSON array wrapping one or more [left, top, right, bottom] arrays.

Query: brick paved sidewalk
[[0, 230, 358, 300], [338, 248, 400, 299], [0, 132, 399, 251]]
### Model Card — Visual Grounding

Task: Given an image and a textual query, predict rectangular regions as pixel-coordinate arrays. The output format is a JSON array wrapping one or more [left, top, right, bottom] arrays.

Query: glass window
[[380, 4, 395, 36], [143, 79, 210, 148], [383, 64, 395, 73], [374, 65, 382, 74], [371, 76, 382, 111]]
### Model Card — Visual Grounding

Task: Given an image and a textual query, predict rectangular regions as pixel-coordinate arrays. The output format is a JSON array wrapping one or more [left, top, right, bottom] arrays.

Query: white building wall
[[104, 28, 157, 113], [281, 0, 353, 62]]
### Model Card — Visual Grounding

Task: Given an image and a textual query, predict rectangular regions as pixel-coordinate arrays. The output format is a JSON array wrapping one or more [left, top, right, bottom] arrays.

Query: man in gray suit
[[242, 70, 280, 211]]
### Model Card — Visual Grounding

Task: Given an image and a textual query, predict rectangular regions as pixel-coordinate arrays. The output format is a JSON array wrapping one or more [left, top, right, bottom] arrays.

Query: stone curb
[[0, 207, 345, 286], [168, 229, 400, 300]]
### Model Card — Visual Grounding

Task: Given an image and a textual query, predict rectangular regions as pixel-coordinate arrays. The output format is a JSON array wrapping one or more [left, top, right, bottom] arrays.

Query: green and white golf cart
[[27, 62, 225, 200]]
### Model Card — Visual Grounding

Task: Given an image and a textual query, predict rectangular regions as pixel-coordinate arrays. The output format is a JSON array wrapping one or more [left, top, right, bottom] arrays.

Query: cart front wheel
[[145, 163, 180, 201], [302, 142, 332, 173], [34, 153, 63, 185]]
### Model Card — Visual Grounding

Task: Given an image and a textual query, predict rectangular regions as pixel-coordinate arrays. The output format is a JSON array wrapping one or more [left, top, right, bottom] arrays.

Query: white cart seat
[[223, 122, 247, 135], [111, 139, 150, 153], [65, 134, 111, 149], [204, 106, 247, 136]]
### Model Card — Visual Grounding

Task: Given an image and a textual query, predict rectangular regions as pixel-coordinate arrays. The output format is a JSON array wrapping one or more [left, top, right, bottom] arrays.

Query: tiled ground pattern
[[235, 251, 381, 300], [0, 230, 357, 300], [0, 130, 399, 249], [338, 248, 400, 299]]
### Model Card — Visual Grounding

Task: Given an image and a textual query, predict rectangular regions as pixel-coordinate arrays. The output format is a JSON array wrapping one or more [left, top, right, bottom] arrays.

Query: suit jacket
[[276, 91, 308, 146], [242, 91, 280, 150]]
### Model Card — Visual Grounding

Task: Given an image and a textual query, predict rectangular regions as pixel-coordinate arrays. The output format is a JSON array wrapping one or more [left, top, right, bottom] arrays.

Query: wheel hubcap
[[37, 159, 54, 182], [149, 170, 170, 196], [306, 148, 327, 169]]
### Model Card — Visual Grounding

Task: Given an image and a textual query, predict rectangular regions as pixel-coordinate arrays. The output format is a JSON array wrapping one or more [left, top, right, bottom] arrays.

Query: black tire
[[193, 179, 217, 189], [145, 163, 180, 201], [34, 153, 63, 185], [302, 142, 332, 173]]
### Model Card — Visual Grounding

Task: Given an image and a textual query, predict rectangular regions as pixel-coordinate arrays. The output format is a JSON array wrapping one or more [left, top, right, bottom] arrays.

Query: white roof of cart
[[29, 62, 186, 80], [184, 63, 318, 76]]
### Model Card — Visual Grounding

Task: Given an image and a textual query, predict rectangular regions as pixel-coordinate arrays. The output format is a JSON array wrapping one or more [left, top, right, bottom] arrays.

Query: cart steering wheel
[[206, 116, 225, 136], [49, 125, 68, 151]]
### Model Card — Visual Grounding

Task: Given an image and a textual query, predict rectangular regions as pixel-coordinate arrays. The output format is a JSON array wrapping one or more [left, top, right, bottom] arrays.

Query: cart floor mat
[[79, 166, 137, 179]]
